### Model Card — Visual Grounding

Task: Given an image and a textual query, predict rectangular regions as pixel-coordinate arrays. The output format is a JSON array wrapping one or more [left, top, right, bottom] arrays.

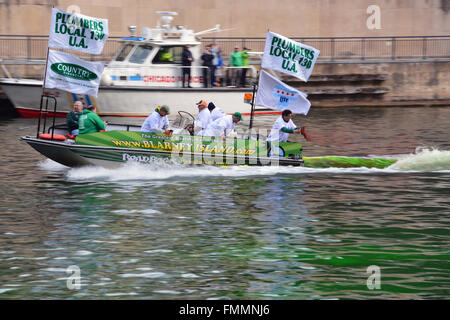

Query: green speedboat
[[21, 123, 305, 168], [21, 97, 396, 169], [22, 124, 397, 169]]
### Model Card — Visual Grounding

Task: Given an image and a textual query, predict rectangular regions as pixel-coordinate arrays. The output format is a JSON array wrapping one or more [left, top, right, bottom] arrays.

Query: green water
[[0, 107, 449, 299]]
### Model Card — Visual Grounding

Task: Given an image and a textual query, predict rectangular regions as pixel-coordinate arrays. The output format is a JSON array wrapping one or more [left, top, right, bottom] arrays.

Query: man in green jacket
[[240, 47, 250, 87], [230, 46, 242, 86], [78, 105, 106, 134]]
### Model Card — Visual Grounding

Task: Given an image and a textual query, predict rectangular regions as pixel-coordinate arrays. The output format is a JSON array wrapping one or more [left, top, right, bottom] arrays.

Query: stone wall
[[283, 61, 450, 107], [0, 0, 449, 37]]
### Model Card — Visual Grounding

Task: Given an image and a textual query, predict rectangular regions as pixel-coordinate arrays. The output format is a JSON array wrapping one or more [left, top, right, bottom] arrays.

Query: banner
[[261, 31, 320, 82], [49, 8, 109, 54], [255, 70, 311, 115], [45, 49, 104, 97]]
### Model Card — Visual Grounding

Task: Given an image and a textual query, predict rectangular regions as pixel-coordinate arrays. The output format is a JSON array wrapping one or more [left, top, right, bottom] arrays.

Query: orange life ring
[[39, 133, 66, 141]]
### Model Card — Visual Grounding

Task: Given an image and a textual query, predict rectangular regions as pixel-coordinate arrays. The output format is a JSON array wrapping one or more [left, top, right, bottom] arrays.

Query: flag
[[49, 8, 109, 55], [255, 70, 311, 115], [261, 31, 320, 82], [44, 49, 104, 97]]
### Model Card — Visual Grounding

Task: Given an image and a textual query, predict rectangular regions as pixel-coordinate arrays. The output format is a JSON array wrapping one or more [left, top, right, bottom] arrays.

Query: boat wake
[[386, 147, 450, 172], [37, 147, 450, 182]]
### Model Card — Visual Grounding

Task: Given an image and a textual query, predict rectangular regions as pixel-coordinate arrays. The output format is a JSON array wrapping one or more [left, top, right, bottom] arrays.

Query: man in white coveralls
[[203, 112, 243, 140], [194, 100, 212, 136], [267, 109, 309, 142], [207, 102, 226, 122], [140, 105, 172, 135]]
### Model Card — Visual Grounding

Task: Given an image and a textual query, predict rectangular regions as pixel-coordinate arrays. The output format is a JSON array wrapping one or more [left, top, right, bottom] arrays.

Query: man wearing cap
[[203, 112, 243, 140], [141, 105, 171, 135], [208, 102, 226, 122], [194, 100, 212, 136]]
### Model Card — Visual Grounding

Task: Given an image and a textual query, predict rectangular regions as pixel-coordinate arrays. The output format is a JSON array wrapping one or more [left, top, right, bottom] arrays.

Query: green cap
[[232, 112, 243, 121], [159, 105, 170, 115]]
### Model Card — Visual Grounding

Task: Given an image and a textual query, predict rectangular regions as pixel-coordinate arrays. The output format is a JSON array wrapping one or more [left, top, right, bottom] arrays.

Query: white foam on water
[[42, 147, 450, 183], [38, 159, 69, 171], [64, 159, 385, 182], [387, 147, 450, 172]]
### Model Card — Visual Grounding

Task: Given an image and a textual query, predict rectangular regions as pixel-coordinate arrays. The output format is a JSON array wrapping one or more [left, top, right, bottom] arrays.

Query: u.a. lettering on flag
[[255, 70, 311, 115], [44, 49, 105, 97], [261, 31, 320, 82], [49, 8, 109, 55]]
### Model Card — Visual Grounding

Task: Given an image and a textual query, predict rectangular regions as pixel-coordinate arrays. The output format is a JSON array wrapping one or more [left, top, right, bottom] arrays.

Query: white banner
[[45, 49, 104, 97], [49, 8, 109, 54], [255, 70, 311, 115], [261, 31, 320, 82]]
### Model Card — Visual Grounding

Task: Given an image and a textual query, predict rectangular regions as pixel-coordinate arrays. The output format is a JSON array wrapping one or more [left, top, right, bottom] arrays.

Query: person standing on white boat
[[203, 112, 243, 140], [181, 45, 194, 88], [141, 105, 172, 135], [194, 100, 212, 136], [267, 109, 310, 143], [207, 102, 226, 121], [66, 101, 83, 136]]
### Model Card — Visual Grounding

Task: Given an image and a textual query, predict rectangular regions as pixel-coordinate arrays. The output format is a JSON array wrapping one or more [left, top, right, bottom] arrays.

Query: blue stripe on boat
[[128, 76, 142, 81]]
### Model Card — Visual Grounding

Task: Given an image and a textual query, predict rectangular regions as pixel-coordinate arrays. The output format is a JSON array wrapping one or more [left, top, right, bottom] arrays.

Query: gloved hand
[[164, 129, 173, 136], [300, 126, 312, 141]]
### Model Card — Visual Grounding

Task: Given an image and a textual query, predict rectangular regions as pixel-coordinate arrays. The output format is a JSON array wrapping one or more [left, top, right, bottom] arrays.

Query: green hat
[[232, 112, 243, 121], [158, 105, 170, 115]]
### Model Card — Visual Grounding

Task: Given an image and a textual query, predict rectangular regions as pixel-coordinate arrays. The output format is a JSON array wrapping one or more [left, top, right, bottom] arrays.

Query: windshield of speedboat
[[129, 45, 153, 64], [114, 44, 134, 62]]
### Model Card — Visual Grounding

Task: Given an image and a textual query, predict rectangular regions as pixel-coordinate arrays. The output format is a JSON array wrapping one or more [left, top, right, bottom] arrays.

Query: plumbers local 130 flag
[[255, 70, 311, 115], [49, 8, 109, 55], [261, 31, 320, 82], [45, 49, 105, 97]]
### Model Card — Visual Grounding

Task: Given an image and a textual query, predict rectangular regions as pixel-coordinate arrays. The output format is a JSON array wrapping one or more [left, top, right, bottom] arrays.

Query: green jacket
[[78, 109, 106, 134], [230, 52, 242, 67], [66, 111, 81, 131], [241, 50, 249, 66]]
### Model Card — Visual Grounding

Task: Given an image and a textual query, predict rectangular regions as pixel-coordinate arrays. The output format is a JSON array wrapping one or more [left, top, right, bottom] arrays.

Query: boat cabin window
[[115, 44, 134, 62], [152, 46, 183, 64], [129, 45, 153, 64]]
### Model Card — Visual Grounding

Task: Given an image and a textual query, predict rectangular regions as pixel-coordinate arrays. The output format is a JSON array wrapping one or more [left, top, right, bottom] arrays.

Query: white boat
[[0, 11, 263, 118]]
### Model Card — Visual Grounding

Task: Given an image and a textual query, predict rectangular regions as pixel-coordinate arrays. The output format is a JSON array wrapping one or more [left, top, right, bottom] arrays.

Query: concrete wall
[[303, 61, 450, 106], [0, 0, 449, 37]]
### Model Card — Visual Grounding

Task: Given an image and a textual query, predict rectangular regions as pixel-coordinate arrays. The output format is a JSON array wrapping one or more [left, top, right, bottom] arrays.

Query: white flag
[[261, 31, 320, 82], [45, 49, 104, 97], [49, 8, 109, 55], [255, 70, 311, 115]]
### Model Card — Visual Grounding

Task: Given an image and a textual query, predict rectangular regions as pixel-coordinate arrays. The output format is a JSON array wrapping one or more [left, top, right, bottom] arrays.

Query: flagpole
[[42, 47, 50, 93], [248, 81, 257, 130], [42, 6, 54, 94]]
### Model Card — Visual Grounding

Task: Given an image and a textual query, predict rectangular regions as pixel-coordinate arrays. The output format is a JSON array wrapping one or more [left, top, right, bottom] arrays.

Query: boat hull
[[21, 135, 304, 168], [1, 79, 276, 118]]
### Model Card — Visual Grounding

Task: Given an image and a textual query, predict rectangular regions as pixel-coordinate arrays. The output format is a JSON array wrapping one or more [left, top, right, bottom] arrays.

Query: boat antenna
[[195, 24, 221, 36]]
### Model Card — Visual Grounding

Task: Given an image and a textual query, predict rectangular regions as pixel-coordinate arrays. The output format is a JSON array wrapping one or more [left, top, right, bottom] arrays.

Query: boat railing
[[103, 64, 256, 88], [37, 94, 58, 139]]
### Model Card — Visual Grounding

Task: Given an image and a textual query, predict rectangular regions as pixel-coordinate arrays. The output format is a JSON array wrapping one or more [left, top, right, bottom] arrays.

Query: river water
[[0, 106, 449, 299]]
